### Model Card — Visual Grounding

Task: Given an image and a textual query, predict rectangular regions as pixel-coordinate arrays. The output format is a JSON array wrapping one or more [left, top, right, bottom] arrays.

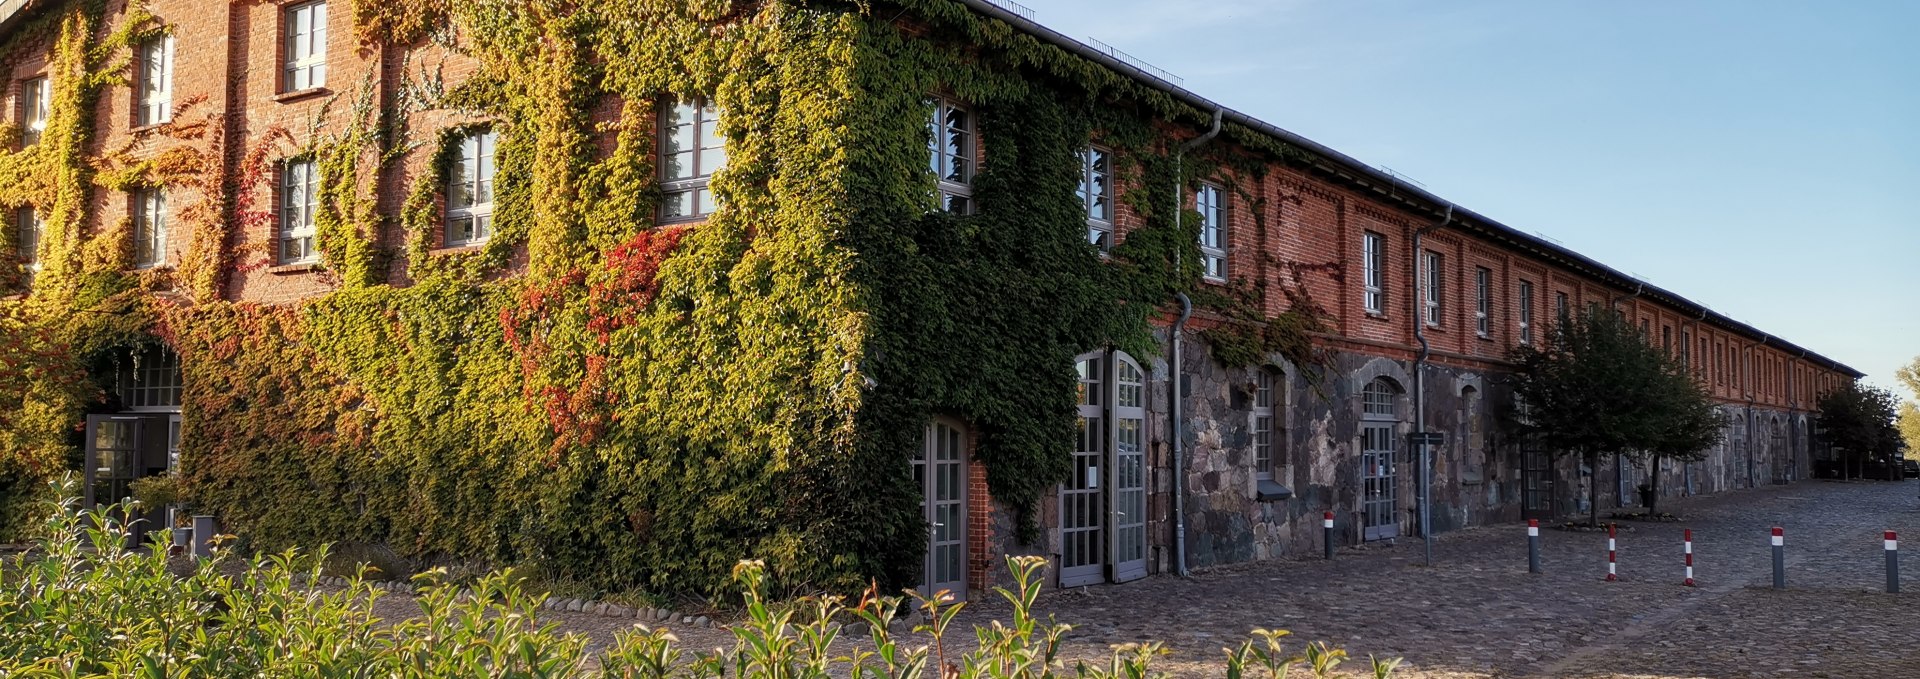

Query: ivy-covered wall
[[0, 0, 1316, 592]]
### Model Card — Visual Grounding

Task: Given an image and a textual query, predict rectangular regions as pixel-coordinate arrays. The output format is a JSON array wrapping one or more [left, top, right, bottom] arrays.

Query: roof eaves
[[947, 0, 1863, 380]]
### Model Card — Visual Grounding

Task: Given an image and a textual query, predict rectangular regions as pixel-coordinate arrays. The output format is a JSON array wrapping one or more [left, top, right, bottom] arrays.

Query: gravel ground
[[356, 479, 1920, 677]]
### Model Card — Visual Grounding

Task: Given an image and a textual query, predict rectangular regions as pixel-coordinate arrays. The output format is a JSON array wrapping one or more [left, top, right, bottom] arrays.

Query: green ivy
[[2, 0, 1332, 596]]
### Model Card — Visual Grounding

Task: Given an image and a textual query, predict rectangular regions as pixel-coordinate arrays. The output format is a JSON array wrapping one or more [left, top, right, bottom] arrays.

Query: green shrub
[[0, 496, 1399, 678]]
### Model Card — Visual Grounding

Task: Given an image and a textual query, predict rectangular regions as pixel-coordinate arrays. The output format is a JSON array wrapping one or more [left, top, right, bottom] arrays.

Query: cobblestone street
[[374, 479, 1920, 677], [917, 479, 1920, 677]]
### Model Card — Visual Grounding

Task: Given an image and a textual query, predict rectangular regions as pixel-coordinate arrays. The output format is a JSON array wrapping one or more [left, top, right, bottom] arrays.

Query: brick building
[[0, 0, 1861, 598]]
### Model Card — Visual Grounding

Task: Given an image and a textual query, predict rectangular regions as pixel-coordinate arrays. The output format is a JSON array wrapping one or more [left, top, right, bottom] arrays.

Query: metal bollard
[[1887, 531, 1900, 594], [1683, 529, 1695, 587], [1528, 519, 1542, 574], [1323, 511, 1335, 560], [1771, 526, 1785, 589], [1605, 522, 1618, 582]]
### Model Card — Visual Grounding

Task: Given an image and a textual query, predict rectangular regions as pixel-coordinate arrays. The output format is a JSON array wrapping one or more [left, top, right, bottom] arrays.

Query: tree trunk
[[1587, 451, 1601, 527], [1647, 455, 1662, 514]]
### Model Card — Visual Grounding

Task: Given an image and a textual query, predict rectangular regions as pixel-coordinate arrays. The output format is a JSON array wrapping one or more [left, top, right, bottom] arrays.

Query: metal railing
[[1085, 37, 1184, 87], [980, 0, 1035, 21]]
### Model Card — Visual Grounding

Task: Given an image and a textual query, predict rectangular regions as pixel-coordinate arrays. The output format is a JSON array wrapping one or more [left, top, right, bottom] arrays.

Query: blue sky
[[1018, 0, 1919, 397]]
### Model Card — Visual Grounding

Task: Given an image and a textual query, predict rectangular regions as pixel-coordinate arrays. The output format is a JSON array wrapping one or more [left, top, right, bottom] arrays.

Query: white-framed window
[[20, 76, 49, 146], [1079, 146, 1112, 251], [283, 1, 328, 92], [1517, 280, 1534, 345], [446, 129, 496, 245], [1362, 378, 1398, 419], [279, 159, 318, 263], [1197, 183, 1226, 282], [137, 35, 174, 126], [1251, 368, 1280, 479], [132, 188, 167, 268], [1422, 250, 1443, 327], [659, 98, 725, 222], [926, 97, 973, 214], [1554, 291, 1569, 324], [1362, 231, 1385, 314], [16, 207, 41, 282], [1474, 266, 1491, 338]]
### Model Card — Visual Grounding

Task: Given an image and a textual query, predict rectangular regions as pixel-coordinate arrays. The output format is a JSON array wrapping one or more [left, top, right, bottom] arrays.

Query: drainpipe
[[1740, 336, 1771, 487], [1790, 348, 1807, 481], [1410, 204, 1453, 568], [1683, 308, 1707, 495], [1608, 283, 1646, 507], [1170, 108, 1222, 577]]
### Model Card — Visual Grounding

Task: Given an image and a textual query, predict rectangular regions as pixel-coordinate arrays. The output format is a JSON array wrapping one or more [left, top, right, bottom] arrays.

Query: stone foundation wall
[[975, 334, 1821, 591]]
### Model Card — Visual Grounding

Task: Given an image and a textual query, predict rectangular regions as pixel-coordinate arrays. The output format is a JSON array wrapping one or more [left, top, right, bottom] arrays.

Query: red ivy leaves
[[502, 227, 685, 461]]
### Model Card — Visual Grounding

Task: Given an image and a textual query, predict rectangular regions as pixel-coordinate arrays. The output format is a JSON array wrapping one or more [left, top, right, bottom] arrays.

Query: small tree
[[1635, 371, 1723, 513], [1815, 381, 1900, 478], [1508, 309, 1723, 525], [1897, 357, 1920, 458]]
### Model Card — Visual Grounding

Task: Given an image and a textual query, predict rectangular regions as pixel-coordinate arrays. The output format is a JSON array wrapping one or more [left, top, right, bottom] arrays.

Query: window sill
[[1477, 333, 1494, 342], [273, 87, 331, 104], [129, 121, 171, 135], [268, 262, 322, 275], [1364, 311, 1389, 320], [431, 243, 487, 256], [1254, 479, 1293, 502], [1200, 276, 1228, 286]]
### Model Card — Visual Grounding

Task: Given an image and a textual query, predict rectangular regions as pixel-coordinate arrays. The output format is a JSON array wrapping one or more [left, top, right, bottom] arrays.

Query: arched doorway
[[913, 417, 969, 600], [1360, 377, 1402, 541]]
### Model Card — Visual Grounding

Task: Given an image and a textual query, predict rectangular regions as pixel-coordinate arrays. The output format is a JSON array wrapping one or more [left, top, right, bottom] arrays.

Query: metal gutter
[[946, 0, 1862, 379], [0, 0, 39, 36]]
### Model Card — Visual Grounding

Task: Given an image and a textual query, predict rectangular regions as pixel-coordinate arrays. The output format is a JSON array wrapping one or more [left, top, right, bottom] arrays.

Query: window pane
[[1088, 226, 1110, 251], [663, 151, 695, 181], [450, 216, 474, 243], [661, 190, 693, 220]]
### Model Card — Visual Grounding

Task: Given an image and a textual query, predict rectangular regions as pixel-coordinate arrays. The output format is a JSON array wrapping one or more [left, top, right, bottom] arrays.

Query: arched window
[[1362, 378, 1399, 419], [1461, 385, 1484, 481]]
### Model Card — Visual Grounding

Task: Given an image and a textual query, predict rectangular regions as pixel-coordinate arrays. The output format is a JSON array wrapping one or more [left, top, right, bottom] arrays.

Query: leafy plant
[[0, 493, 1400, 678]]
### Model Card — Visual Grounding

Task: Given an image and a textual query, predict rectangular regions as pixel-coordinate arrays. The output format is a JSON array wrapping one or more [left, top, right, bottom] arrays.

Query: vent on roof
[[1085, 37, 1185, 86], [982, 0, 1036, 20], [1533, 231, 1565, 246]]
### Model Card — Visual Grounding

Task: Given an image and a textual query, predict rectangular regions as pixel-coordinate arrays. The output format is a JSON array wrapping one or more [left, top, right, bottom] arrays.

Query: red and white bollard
[[1683, 529, 1695, 587], [1323, 511, 1335, 560], [1886, 530, 1899, 594], [1528, 519, 1542, 574], [1605, 523, 1619, 582], [1771, 526, 1785, 589]]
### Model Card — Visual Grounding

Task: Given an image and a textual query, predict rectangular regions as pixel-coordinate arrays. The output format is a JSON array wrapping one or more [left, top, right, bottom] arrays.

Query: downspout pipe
[[1411, 204, 1452, 568], [1740, 336, 1772, 486], [1170, 108, 1222, 577], [1607, 281, 1645, 508], [1684, 308, 1708, 495]]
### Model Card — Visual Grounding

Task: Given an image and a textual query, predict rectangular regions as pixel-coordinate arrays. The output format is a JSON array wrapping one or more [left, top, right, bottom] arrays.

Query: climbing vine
[[1, 0, 1334, 595]]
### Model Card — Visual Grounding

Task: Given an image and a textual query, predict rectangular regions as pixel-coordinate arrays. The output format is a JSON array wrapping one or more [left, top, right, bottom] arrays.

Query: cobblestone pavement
[[368, 480, 1920, 677], [915, 480, 1920, 678]]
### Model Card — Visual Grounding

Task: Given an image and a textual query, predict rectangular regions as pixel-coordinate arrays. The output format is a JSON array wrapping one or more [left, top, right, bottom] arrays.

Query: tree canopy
[[1507, 308, 1723, 523], [1815, 380, 1902, 477]]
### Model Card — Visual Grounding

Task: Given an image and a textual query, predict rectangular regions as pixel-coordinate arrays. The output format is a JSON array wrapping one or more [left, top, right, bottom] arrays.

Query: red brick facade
[[3, 0, 1860, 594]]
